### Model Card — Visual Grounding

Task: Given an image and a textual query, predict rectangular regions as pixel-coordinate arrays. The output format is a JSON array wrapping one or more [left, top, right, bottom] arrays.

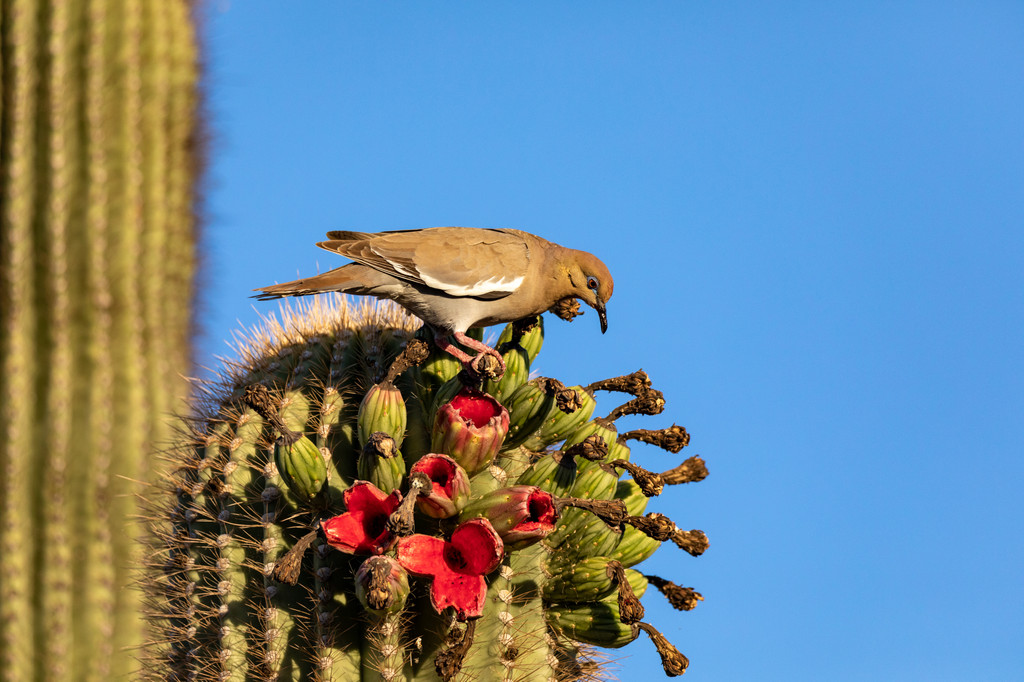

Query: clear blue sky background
[[198, 3, 1023, 680]]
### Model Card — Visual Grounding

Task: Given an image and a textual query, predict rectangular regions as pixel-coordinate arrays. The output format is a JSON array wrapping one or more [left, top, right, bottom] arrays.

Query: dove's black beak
[[597, 301, 608, 334]]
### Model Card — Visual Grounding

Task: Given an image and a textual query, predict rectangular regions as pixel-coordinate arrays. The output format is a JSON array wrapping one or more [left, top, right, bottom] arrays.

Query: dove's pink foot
[[453, 332, 507, 375], [434, 332, 507, 377]]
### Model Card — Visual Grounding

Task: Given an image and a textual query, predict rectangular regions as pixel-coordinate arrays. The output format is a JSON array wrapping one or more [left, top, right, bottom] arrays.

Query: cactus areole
[[146, 298, 707, 681]]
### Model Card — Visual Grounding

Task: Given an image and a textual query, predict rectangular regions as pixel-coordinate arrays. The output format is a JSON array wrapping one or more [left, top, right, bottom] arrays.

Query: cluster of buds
[[219, 311, 708, 681]]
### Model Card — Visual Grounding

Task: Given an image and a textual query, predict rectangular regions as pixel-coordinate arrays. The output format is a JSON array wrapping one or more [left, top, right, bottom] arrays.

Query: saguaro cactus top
[[143, 296, 708, 681]]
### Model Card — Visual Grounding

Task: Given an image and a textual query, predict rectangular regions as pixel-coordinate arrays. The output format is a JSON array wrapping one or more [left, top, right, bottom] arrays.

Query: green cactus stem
[[142, 296, 708, 680]]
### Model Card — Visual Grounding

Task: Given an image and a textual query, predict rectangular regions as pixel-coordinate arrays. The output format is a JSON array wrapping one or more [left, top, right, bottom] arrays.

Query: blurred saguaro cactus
[[0, 0, 201, 678]]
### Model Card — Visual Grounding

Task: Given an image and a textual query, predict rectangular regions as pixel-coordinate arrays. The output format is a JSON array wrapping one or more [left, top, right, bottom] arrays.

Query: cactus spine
[[145, 297, 708, 680], [0, 1, 200, 678]]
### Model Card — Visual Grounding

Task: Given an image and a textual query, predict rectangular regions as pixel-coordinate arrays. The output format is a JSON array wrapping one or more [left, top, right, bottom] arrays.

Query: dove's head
[[565, 250, 614, 333]]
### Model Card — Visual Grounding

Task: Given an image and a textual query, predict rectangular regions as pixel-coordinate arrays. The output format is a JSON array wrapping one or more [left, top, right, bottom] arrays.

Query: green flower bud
[[357, 431, 406, 494], [545, 601, 637, 649], [542, 461, 621, 551], [357, 380, 407, 449], [400, 396, 432, 466], [568, 460, 618, 501], [482, 343, 530, 404], [545, 570, 648, 647], [496, 316, 544, 363], [502, 378, 567, 450], [416, 330, 462, 395], [610, 524, 663, 568], [543, 556, 618, 602], [515, 450, 578, 497], [274, 435, 327, 502], [524, 385, 595, 451], [355, 556, 410, 614]]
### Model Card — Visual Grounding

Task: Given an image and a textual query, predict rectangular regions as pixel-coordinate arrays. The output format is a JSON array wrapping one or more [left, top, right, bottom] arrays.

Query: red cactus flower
[[321, 481, 402, 555], [409, 453, 471, 519], [397, 518, 504, 620], [432, 387, 510, 474], [459, 485, 559, 550]]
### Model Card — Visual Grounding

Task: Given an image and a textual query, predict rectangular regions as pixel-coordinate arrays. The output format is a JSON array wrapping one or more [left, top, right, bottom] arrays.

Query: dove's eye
[[587, 276, 599, 291]]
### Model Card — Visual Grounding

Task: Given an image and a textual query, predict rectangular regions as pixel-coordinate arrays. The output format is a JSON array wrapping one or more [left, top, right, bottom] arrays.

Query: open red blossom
[[396, 518, 504, 620], [321, 481, 402, 555]]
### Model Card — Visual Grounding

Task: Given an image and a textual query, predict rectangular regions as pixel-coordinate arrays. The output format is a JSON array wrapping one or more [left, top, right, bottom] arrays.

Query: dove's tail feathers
[[322, 230, 375, 243], [323, 228, 419, 242], [253, 265, 391, 301]]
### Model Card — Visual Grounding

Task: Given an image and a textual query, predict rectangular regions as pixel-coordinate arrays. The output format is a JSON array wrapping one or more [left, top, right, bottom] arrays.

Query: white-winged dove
[[255, 227, 614, 373]]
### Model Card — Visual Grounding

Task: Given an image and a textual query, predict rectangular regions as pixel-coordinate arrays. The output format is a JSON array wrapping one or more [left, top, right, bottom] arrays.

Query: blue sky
[[199, 3, 1024, 679]]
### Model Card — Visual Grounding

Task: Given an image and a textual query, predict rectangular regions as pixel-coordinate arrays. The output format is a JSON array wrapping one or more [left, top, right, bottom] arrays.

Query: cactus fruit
[[432, 386, 511, 474], [409, 454, 472, 519], [143, 297, 708, 680]]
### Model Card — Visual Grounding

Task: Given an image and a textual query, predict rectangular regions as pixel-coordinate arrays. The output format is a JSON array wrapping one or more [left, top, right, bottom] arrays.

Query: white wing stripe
[[391, 262, 420, 279], [420, 272, 524, 297]]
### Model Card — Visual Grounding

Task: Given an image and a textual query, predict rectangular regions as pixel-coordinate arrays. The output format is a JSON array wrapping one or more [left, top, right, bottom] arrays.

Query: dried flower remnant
[[434, 620, 478, 681], [645, 574, 704, 612], [671, 529, 710, 557], [626, 512, 677, 542], [387, 472, 431, 537], [619, 423, 691, 454], [611, 459, 665, 497], [586, 370, 652, 397], [271, 529, 318, 585], [607, 560, 645, 625], [606, 388, 666, 421], [549, 296, 583, 321], [556, 496, 627, 523], [634, 622, 689, 677], [566, 435, 608, 462], [660, 455, 709, 485]]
